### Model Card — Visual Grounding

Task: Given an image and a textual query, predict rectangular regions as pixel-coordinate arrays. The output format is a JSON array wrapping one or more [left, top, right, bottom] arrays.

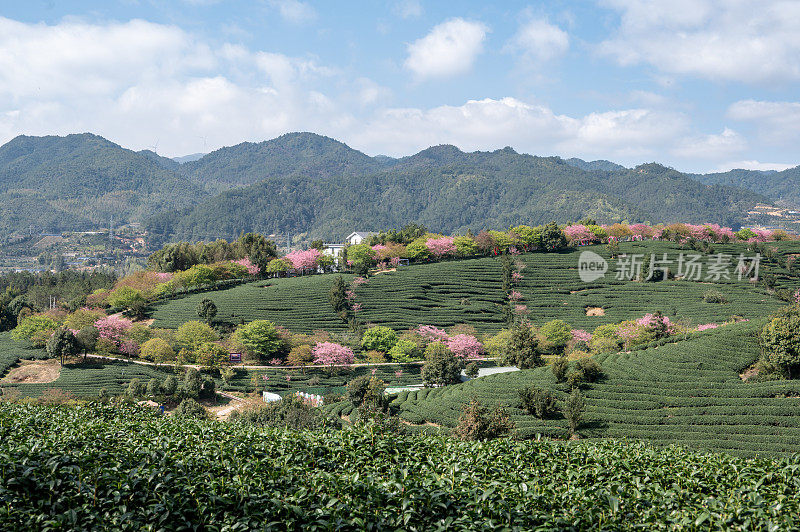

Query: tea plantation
[[151, 241, 799, 333], [3, 402, 800, 530], [393, 320, 800, 456]]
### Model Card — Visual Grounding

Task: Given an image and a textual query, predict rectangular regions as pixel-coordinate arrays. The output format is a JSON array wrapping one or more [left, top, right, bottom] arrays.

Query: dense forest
[[694, 166, 800, 206], [0, 131, 782, 245]]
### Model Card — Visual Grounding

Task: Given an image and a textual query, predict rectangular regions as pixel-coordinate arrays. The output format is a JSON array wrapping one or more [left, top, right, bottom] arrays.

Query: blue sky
[[1, 0, 798, 172]]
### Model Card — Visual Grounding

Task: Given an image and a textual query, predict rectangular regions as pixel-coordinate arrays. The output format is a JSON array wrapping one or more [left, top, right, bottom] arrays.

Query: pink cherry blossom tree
[[312, 342, 355, 365], [415, 325, 450, 343], [234, 258, 260, 275], [446, 334, 483, 359], [564, 225, 596, 245], [425, 236, 457, 258], [285, 249, 321, 273], [94, 315, 133, 346]]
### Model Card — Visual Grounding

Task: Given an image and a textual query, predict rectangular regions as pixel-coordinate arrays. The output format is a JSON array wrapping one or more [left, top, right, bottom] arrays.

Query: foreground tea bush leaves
[[2, 402, 800, 530]]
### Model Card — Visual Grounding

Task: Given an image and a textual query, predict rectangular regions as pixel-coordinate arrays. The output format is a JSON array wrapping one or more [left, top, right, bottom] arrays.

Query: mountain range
[[0, 131, 794, 245]]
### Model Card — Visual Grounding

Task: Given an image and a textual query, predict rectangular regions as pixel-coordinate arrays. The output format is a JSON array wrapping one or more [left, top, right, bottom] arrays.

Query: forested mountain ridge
[[0, 133, 205, 239], [694, 166, 800, 207], [180, 132, 389, 191], [145, 143, 768, 243], [0, 131, 780, 245]]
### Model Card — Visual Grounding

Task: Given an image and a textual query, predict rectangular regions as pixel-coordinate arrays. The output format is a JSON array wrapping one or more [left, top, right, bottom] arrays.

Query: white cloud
[[0, 16, 757, 172], [393, 0, 423, 19], [268, 0, 317, 24], [506, 19, 569, 63], [599, 0, 800, 83], [713, 160, 796, 172], [671, 128, 746, 160], [727, 100, 800, 142], [404, 18, 488, 80]]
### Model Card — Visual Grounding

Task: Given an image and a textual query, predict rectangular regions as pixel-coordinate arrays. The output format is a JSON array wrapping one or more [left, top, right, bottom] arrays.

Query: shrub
[[422, 342, 462, 387], [286, 345, 315, 366], [484, 328, 513, 358], [346, 376, 386, 408], [518, 386, 557, 419], [551, 356, 569, 383], [230, 395, 338, 430], [174, 398, 209, 420], [313, 342, 355, 366], [563, 389, 586, 437], [453, 398, 515, 441], [703, 289, 728, 304], [577, 358, 603, 383], [361, 326, 398, 353], [161, 375, 178, 396], [196, 298, 218, 323], [126, 378, 144, 397], [362, 350, 387, 364], [465, 362, 479, 379]]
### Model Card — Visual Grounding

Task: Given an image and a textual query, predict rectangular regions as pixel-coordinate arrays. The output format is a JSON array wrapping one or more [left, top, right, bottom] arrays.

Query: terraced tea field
[[393, 320, 800, 456], [152, 241, 799, 333]]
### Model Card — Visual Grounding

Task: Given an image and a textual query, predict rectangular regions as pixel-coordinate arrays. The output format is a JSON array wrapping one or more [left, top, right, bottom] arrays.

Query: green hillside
[[151, 241, 795, 333], [696, 166, 800, 207], [393, 320, 800, 457]]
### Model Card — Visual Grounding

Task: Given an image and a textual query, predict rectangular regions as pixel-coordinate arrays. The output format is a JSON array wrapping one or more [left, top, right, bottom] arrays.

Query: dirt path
[[212, 392, 249, 419], [0, 359, 61, 384]]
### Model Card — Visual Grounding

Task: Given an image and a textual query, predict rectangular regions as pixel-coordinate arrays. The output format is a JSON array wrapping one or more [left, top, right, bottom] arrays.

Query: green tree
[[422, 342, 462, 387], [75, 325, 99, 362], [11, 315, 60, 347], [346, 375, 386, 408], [196, 298, 218, 324], [328, 275, 349, 320], [540, 319, 572, 355], [465, 361, 479, 379], [361, 326, 398, 353], [236, 320, 283, 361], [195, 342, 228, 370], [161, 375, 178, 396], [761, 307, 800, 378], [126, 378, 145, 397], [388, 339, 422, 362], [551, 356, 569, 383], [140, 337, 175, 364], [176, 321, 218, 352], [266, 258, 290, 276], [180, 368, 203, 399], [540, 222, 568, 251], [108, 287, 148, 318], [503, 321, 543, 369], [46, 328, 79, 366]]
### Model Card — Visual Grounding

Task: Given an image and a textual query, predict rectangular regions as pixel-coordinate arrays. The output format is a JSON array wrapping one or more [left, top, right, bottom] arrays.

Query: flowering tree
[[425, 236, 456, 258], [629, 224, 652, 240], [312, 342, 355, 365], [697, 323, 719, 331], [234, 258, 260, 275], [571, 329, 592, 343], [509, 290, 523, 301], [564, 225, 595, 245], [94, 315, 133, 346], [119, 340, 139, 357], [637, 313, 675, 337], [416, 325, 450, 343], [285, 249, 321, 272], [446, 334, 483, 359]]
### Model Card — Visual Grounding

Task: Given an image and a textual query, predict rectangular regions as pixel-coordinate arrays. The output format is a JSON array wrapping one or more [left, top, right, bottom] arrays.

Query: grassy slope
[[395, 321, 800, 456], [151, 241, 798, 333]]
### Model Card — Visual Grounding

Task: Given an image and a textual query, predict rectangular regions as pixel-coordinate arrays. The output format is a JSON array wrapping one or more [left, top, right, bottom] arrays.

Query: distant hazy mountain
[[564, 158, 627, 172], [0, 131, 777, 245], [172, 153, 206, 164], [694, 166, 800, 207]]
